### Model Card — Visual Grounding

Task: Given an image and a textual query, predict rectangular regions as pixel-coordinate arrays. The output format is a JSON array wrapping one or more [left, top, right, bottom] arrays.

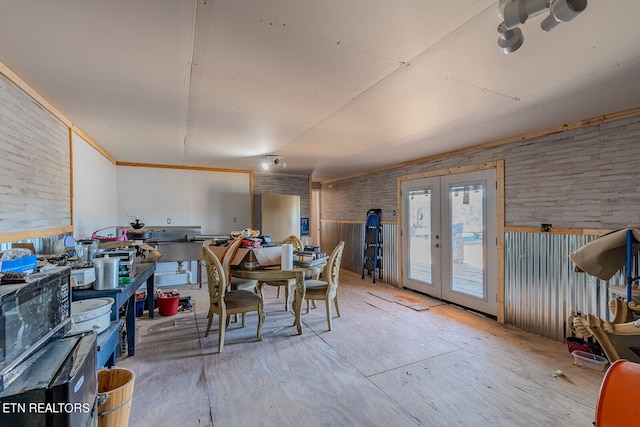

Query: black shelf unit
[[362, 209, 382, 283]]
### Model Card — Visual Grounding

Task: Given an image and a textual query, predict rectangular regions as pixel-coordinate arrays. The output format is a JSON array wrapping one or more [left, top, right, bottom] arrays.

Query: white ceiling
[[1, 1, 639, 180]]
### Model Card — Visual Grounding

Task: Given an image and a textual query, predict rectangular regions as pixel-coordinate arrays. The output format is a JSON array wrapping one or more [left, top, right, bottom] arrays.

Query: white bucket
[[71, 297, 114, 334]]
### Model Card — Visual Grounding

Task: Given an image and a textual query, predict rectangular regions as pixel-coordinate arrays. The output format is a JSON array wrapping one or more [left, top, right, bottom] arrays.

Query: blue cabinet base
[[96, 319, 122, 369]]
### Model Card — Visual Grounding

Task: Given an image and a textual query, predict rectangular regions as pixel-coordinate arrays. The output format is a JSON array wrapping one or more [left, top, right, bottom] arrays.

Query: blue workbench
[[72, 261, 156, 361]]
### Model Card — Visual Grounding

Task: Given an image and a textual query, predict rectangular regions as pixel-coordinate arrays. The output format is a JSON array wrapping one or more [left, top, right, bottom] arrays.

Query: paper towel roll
[[281, 244, 293, 270]]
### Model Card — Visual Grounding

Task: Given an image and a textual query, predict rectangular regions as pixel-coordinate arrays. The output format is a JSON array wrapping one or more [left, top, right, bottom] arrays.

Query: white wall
[[116, 166, 191, 226], [72, 132, 118, 239], [116, 166, 251, 234], [72, 144, 251, 238], [189, 169, 251, 234]]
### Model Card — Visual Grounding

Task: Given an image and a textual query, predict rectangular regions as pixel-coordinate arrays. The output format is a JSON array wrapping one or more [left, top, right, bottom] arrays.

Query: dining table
[[230, 262, 326, 334]]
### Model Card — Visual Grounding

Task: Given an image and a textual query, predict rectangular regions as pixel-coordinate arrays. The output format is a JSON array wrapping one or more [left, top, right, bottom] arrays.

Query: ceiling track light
[[541, 0, 588, 31], [497, 22, 524, 54], [497, 0, 587, 54]]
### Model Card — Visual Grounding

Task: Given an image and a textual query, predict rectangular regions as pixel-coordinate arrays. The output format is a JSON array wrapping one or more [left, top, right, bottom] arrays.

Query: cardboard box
[[70, 267, 96, 287], [11, 243, 36, 253], [0, 254, 37, 273], [209, 245, 281, 268]]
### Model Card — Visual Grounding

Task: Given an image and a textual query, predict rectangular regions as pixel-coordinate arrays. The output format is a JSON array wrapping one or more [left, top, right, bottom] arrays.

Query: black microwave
[[0, 331, 97, 427], [0, 267, 72, 392]]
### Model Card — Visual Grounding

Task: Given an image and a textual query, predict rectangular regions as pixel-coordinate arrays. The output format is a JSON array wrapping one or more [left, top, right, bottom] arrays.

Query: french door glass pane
[[449, 182, 485, 298], [408, 187, 432, 284]]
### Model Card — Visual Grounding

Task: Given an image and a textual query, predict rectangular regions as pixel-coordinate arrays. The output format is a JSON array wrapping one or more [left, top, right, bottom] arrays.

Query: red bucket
[[157, 294, 180, 316]]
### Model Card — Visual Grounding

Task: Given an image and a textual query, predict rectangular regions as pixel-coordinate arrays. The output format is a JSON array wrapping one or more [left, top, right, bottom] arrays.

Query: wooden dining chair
[[202, 245, 264, 352], [303, 241, 345, 331], [220, 237, 260, 294], [221, 237, 262, 324], [262, 235, 304, 310]]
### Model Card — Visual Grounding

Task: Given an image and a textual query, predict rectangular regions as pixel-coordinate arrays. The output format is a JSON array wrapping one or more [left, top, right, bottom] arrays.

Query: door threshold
[[405, 288, 497, 320]]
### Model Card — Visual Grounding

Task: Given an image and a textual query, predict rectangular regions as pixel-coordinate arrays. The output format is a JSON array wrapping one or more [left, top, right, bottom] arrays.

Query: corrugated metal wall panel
[[381, 225, 398, 285], [321, 222, 398, 286], [504, 232, 617, 341], [1, 234, 70, 255], [323, 223, 621, 342]]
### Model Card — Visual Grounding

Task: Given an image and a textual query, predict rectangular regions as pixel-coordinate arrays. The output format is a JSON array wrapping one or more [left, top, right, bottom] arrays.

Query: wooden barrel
[[97, 367, 135, 427]]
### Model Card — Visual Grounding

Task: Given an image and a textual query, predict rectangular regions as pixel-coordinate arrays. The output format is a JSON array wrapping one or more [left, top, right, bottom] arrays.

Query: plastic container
[[97, 367, 135, 427], [572, 350, 608, 371], [595, 360, 640, 425], [71, 297, 114, 334], [157, 294, 180, 316], [566, 337, 605, 357], [135, 294, 146, 317]]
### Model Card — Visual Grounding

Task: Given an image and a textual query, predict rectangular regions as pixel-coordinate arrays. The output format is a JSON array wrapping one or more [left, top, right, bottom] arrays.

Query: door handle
[[434, 243, 440, 248]]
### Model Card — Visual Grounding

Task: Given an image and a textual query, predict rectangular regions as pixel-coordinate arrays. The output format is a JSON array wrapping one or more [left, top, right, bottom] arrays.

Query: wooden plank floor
[[120, 269, 605, 427]]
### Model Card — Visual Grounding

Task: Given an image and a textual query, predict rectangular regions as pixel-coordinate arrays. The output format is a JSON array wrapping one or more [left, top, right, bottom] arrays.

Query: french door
[[401, 168, 497, 316]]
